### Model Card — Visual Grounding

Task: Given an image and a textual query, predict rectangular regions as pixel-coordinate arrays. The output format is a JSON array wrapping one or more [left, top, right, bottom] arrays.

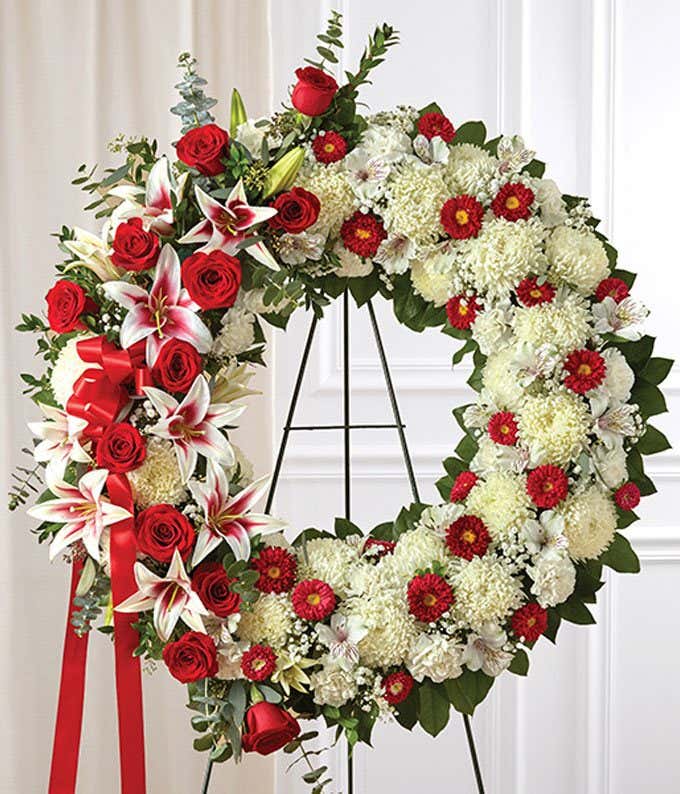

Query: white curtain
[[0, 2, 275, 791]]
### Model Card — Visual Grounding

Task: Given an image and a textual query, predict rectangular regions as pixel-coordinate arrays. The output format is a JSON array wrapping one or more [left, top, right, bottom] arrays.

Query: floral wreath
[[13, 14, 672, 792]]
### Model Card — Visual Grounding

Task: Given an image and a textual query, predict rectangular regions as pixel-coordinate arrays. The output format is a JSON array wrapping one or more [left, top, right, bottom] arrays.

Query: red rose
[[182, 251, 242, 310], [242, 702, 300, 755], [45, 280, 96, 333], [96, 422, 146, 473], [152, 339, 202, 393], [291, 67, 338, 116], [111, 217, 160, 272], [175, 123, 230, 176], [136, 504, 195, 563], [269, 187, 320, 234], [162, 631, 218, 684], [192, 562, 242, 617]]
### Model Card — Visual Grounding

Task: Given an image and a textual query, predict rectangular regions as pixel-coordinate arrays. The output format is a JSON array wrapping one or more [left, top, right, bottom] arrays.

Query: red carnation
[[162, 631, 218, 683], [182, 250, 242, 310], [526, 465, 569, 509], [563, 349, 607, 394], [192, 562, 242, 617], [291, 579, 336, 621], [96, 422, 146, 473], [111, 217, 159, 272], [383, 671, 414, 705], [152, 339, 202, 393], [241, 644, 277, 682], [615, 482, 641, 511], [340, 211, 387, 258], [363, 537, 396, 560], [251, 546, 298, 594], [596, 277, 630, 304], [516, 276, 556, 306], [511, 602, 548, 643], [407, 573, 454, 623], [269, 187, 320, 234], [45, 280, 96, 333], [312, 131, 347, 163], [242, 702, 300, 755], [446, 515, 491, 561], [291, 66, 338, 116], [450, 471, 478, 502], [491, 182, 535, 222], [175, 123, 230, 176], [417, 112, 456, 143], [488, 411, 519, 446], [446, 294, 480, 330], [136, 504, 195, 563], [440, 195, 484, 240]]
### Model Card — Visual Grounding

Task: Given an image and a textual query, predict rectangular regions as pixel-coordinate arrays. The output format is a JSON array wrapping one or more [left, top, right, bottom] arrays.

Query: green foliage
[[509, 649, 530, 676], [8, 446, 43, 510], [601, 533, 640, 573], [171, 52, 218, 133], [453, 121, 486, 146], [71, 565, 111, 637], [444, 669, 494, 716], [304, 10, 344, 70], [337, 23, 400, 101]]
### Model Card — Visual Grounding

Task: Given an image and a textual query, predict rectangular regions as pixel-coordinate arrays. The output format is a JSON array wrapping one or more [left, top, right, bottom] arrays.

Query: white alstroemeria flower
[[63, 227, 123, 282], [343, 148, 391, 203], [497, 135, 535, 175], [145, 375, 244, 482], [189, 461, 285, 564], [412, 133, 450, 165], [592, 296, 649, 341], [522, 510, 568, 556], [511, 342, 560, 387], [28, 469, 132, 563], [463, 400, 495, 430], [495, 443, 530, 474], [116, 548, 208, 642], [373, 234, 415, 275], [592, 399, 639, 448], [316, 614, 368, 671], [178, 182, 279, 269], [277, 230, 325, 265], [462, 623, 514, 677], [28, 404, 91, 480]]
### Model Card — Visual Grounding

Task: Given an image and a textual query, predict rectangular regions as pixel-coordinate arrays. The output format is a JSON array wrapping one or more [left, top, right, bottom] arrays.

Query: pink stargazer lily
[[189, 462, 286, 565], [178, 181, 280, 270], [29, 403, 91, 480], [144, 375, 244, 482], [102, 243, 212, 365], [115, 548, 208, 642], [27, 469, 132, 563]]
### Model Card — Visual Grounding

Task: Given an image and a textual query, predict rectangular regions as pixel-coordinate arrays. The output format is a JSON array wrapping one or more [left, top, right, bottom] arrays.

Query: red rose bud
[[181, 250, 242, 310], [162, 631, 218, 684], [269, 187, 320, 234], [111, 217, 160, 272], [152, 339, 202, 393], [136, 504, 195, 563], [96, 422, 146, 474], [45, 280, 96, 333], [192, 562, 242, 617], [175, 123, 230, 176], [291, 66, 338, 116], [242, 702, 300, 755]]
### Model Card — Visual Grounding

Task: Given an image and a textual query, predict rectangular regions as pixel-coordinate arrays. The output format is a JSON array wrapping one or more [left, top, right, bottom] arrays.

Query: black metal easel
[[201, 290, 486, 794]]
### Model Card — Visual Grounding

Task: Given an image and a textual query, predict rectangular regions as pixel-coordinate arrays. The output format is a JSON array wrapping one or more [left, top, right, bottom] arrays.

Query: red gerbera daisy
[[488, 411, 519, 446], [516, 276, 556, 306], [340, 211, 387, 258], [491, 182, 535, 221], [417, 112, 456, 143], [450, 471, 478, 502], [363, 537, 396, 560], [511, 602, 548, 643], [440, 195, 484, 240], [251, 546, 298, 594], [526, 465, 569, 508], [407, 573, 454, 623], [241, 644, 277, 681], [291, 579, 336, 621], [312, 130, 348, 164], [382, 671, 415, 705], [595, 277, 630, 304], [615, 482, 641, 511], [563, 349, 607, 394], [446, 515, 491, 561], [446, 294, 480, 329]]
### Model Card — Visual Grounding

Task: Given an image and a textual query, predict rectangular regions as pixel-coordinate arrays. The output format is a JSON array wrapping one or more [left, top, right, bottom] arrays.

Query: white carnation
[[529, 548, 576, 607], [470, 300, 515, 355], [310, 660, 358, 707], [334, 241, 373, 278], [591, 440, 628, 489], [358, 124, 413, 162], [212, 308, 255, 357], [406, 633, 464, 683]]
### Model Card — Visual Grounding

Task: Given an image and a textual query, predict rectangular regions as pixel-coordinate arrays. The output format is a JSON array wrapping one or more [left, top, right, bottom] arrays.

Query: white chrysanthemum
[[513, 293, 591, 355], [559, 486, 617, 560], [470, 300, 515, 356], [409, 258, 454, 306], [237, 593, 294, 650], [296, 162, 356, 236], [482, 347, 526, 410], [389, 526, 447, 580], [464, 217, 546, 298], [383, 161, 449, 246], [333, 241, 373, 278], [601, 348, 635, 403], [465, 472, 532, 540], [49, 334, 94, 406], [529, 548, 576, 607], [406, 633, 464, 683], [212, 308, 255, 357], [546, 225, 609, 294], [454, 557, 524, 631], [298, 538, 359, 597], [444, 143, 497, 199], [518, 392, 589, 466], [310, 661, 358, 707], [128, 437, 187, 508]]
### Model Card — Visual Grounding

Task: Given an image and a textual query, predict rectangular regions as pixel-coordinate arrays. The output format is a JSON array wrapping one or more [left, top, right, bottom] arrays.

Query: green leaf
[[637, 425, 671, 455], [455, 434, 478, 462], [453, 121, 486, 146], [334, 517, 363, 539], [452, 339, 476, 366], [557, 598, 595, 625], [418, 101, 444, 117], [417, 682, 450, 736], [523, 159, 545, 178], [444, 669, 493, 715], [509, 649, 529, 676], [617, 335, 655, 368], [348, 273, 379, 306], [228, 680, 246, 726], [544, 609, 561, 643], [394, 687, 418, 729], [600, 532, 640, 573], [631, 381, 667, 418], [193, 734, 213, 752], [639, 357, 673, 385]]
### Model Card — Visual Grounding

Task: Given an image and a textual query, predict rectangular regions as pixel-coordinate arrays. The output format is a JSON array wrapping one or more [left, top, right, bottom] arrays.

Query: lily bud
[[230, 88, 247, 138], [262, 147, 305, 198]]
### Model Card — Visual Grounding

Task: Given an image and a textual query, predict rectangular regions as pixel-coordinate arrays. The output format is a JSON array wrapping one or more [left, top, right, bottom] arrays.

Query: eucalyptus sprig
[[171, 52, 218, 134], [303, 10, 344, 72]]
